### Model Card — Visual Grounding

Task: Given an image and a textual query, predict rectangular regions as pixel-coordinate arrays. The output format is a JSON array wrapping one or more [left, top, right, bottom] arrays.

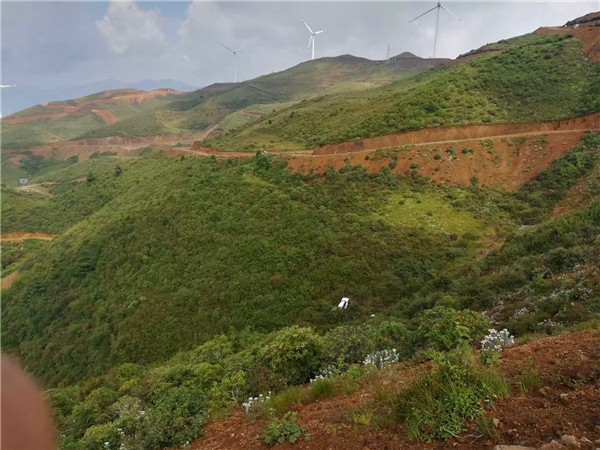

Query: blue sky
[[1, 1, 598, 93]]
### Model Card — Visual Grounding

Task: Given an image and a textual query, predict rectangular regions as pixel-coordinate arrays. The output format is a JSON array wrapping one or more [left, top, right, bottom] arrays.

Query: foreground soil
[[188, 330, 600, 450]]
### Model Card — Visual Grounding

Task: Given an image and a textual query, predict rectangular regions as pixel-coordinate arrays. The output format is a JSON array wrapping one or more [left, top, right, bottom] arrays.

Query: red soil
[[178, 113, 600, 191], [0, 233, 56, 243], [187, 330, 600, 450], [91, 109, 120, 125], [2, 113, 69, 125], [536, 23, 600, 62], [2, 89, 183, 126], [3, 133, 205, 162]]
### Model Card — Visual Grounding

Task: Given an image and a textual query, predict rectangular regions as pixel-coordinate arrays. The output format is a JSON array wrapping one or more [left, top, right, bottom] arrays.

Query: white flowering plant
[[242, 392, 271, 414], [309, 365, 338, 383], [362, 349, 399, 370], [479, 328, 514, 365]]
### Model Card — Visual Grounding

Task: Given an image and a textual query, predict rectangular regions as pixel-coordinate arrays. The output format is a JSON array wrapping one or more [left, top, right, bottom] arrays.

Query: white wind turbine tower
[[302, 19, 325, 60], [408, 2, 463, 58], [219, 42, 245, 83]]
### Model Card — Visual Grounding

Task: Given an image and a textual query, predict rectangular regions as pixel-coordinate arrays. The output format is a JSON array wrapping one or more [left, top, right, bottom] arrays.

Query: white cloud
[[96, 1, 167, 55]]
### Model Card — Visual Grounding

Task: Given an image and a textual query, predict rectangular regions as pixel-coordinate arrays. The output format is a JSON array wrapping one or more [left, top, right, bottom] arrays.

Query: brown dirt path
[[0, 233, 56, 242], [1, 272, 19, 290], [15, 183, 56, 197], [187, 330, 600, 450]]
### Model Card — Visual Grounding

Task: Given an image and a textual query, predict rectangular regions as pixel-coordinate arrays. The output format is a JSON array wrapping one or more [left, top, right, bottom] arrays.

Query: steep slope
[[205, 30, 600, 151]]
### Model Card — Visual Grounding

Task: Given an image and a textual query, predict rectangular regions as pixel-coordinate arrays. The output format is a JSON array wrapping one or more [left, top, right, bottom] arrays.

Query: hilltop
[[205, 25, 600, 151], [0, 54, 446, 151]]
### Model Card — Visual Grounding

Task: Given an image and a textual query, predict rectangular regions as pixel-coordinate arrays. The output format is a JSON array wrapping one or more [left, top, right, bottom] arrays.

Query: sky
[[1, 1, 598, 94]]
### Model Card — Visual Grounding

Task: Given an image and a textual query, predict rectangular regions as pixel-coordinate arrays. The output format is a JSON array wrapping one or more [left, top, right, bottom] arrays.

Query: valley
[[1, 11, 600, 450]]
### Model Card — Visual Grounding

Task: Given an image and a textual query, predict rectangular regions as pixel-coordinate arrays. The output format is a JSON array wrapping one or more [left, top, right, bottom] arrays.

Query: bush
[[414, 307, 490, 353], [324, 324, 376, 369], [143, 385, 208, 449], [79, 422, 121, 450], [260, 326, 324, 385], [396, 348, 508, 440]]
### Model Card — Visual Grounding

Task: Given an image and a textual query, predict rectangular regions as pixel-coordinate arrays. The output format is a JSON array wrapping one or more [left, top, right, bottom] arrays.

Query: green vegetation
[[2, 23, 600, 449], [396, 347, 509, 440], [208, 34, 599, 150], [2, 55, 441, 148], [263, 411, 306, 445], [1, 92, 179, 149]]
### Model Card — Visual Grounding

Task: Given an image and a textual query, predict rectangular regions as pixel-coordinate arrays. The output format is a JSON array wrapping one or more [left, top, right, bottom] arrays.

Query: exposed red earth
[[187, 112, 600, 191]]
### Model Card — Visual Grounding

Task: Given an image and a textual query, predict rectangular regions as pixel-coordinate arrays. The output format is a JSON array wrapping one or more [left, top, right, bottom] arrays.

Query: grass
[[269, 387, 304, 415], [309, 378, 336, 401], [395, 349, 509, 441], [519, 368, 545, 393], [382, 191, 491, 237]]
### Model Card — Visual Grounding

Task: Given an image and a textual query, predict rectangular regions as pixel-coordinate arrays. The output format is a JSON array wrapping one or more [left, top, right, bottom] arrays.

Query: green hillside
[[2, 132, 599, 450], [206, 33, 600, 151], [0, 55, 443, 147], [2, 20, 600, 450], [0, 90, 183, 149]]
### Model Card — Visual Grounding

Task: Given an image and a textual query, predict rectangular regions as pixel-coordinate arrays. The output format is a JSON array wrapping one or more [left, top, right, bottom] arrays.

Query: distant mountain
[[2, 53, 448, 147], [0, 79, 196, 116]]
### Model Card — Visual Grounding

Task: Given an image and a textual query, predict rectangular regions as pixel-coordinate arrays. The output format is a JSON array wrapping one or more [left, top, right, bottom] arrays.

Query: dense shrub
[[323, 324, 376, 369], [260, 326, 324, 385], [414, 307, 489, 352]]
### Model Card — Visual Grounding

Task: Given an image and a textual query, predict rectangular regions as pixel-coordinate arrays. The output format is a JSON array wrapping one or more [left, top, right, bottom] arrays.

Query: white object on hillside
[[338, 297, 349, 309]]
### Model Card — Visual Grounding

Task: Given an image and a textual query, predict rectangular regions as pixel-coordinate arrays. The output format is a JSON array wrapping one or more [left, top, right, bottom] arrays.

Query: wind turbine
[[408, 2, 462, 58], [302, 19, 325, 60], [219, 42, 245, 83]]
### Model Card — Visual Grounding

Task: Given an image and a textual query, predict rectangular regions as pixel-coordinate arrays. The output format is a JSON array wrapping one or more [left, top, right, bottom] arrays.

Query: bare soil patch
[[2, 113, 69, 125], [91, 109, 120, 125], [3, 133, 205, 162], [552, 174, 599, 217], [1, 271, 19, 290], [0, 233, 56, 243]]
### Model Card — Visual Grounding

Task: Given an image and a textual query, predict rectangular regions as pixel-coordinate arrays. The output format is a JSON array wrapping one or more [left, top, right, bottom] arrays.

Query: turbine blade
[[440, 4, 463, 22], [315, 30, 325, 35], [219, 42, 234, 53], [408, 5, 439, 23], [307, 35, 313, 49], [235, 44, 247, 53], [303, 19, 314, 34]]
